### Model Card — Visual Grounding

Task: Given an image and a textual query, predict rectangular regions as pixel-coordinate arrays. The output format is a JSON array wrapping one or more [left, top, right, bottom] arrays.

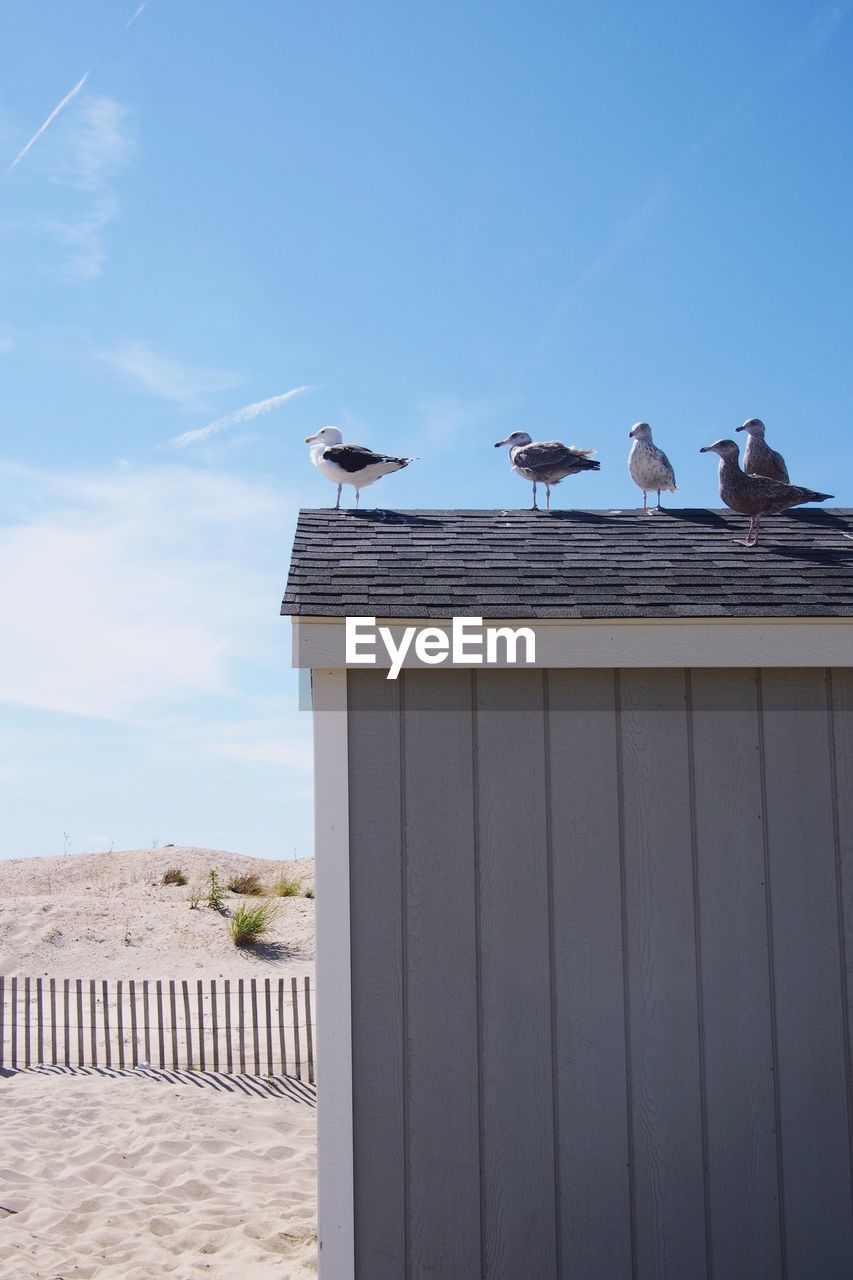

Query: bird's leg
[[530, 481, 539, 511], [333, 483, 342, 511], [355, 489, 360, 510], [546, 483, 551, 512], [653, 489, 663, 513], [641, 490, 648, 512], [733, 515, 759, 547]]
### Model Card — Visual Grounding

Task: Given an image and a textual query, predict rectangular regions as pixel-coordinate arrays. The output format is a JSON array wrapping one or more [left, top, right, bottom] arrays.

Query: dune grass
[[273, 875, 302, 898], [228, 872, 265, 896], [162, 867, 188, 886], [229, 901, 279, 947]]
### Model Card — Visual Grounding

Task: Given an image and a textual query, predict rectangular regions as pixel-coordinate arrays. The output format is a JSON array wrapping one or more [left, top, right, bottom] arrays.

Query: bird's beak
[[735, 425, 745, 432], [627, 429, 634, 437], [304, 434, 318, 444], [494, 439, 508, 448], [699, 445, 711, 453]]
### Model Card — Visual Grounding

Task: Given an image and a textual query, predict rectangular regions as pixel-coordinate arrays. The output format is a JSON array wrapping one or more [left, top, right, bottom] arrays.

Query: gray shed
[[282, 507, 853, 1280]]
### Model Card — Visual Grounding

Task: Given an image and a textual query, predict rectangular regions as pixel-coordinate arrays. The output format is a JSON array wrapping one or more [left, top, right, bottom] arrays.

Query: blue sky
[[1, 1, 851, 859]]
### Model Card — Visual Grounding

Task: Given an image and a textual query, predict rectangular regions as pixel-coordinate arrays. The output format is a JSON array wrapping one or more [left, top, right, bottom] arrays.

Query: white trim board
[[311, 668, 354, 1280], [292, 615, 853, 671]]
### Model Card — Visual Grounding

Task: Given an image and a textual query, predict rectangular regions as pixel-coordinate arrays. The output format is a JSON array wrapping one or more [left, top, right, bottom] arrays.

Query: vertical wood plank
[[76, 979, 84, 1067], [50, 978, 57, 1066], [304, 976, 314, 1088], [197, 980, 206, 1072], [690, 669, 782, 1276], [292, 976, 302, 1081], [618, 668, 708, 1278], [156, 980, 165, 1069], [264, 978, 273, 1076], [36, 978, 44, 1066], [348, 670, 406, 1278], [762, 668, 853, 1275], [63, 978, 70, 1066], [402, 669, 481, 1278], [102, 980, 112, 1069], [547, 668, 632, 1280], [24, 977, 31, 1068], [129, 980, 139, 1066], [832, 669, 853, 1236], [475, 669, 558, 1280], [211, 980, 219, 1072], [277, 978, 286, 1075], [0, 976, 5, 1068], [251, 978, 260, 1074], [143, 981, 151, 1065], [225, 980, 233, 1073], [11, 977, 18, 1068], [182, 980, 193, 1070], [116, 980, 125, 1069], [89, 979, 97, 1067], [169, 980, 178, 1070], [238, 979, 246, 1073]]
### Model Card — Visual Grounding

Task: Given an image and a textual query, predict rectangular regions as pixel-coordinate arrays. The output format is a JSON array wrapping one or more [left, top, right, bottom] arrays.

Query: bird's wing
[[769, 448, 790, 483], [514, 442, 594, 469], [323, 444, 404, 472]]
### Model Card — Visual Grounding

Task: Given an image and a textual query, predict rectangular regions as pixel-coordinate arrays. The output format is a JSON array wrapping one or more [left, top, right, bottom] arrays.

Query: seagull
[[735, 418, 790, 483], [305, 426, 412, 509], [627, 422, 677, 512], [494, 432, 600, 511], [699, 438, 832, 547]]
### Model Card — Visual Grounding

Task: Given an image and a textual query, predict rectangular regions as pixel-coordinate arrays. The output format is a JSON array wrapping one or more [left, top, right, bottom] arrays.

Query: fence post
[[36, 977, 44, 1066], [63, 978, 70, 1066], [89, 979, 98, 1067], [0, 976, 5, 1068], [264, 978, 273, 1076], [211, 980, 219, 1073], [238, 979, 246, 1074], [156, 980, 165, 1069], [278, 978, 287, 1076], [24, 977, 31, 1068], [291, 977, 302, 1081], [169, 980, 178, 1070], [224, 980, 233, 1073], [251, 979, 260, 1074], [305, 976, 314, 1086], [182, 980, 193, 1070], [197, 980, 205, 1072], [143, 980, 151, 1065], [103, 980, 112, 1068]]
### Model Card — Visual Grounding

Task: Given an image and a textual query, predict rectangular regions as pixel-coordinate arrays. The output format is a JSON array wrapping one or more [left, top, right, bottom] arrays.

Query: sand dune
[[0, 848, 318, 1278], [0, 847, 314, 979]]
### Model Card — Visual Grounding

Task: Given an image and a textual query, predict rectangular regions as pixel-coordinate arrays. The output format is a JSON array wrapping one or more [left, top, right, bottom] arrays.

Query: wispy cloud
[[0, 462, 292, 720], [171, 386, 314, 447], [6, 71, 90, 175], [98, 340, 243, 407]]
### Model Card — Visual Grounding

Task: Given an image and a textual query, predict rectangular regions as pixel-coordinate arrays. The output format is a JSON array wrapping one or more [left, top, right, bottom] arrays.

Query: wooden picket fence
[[0, 975, 314, 1083]]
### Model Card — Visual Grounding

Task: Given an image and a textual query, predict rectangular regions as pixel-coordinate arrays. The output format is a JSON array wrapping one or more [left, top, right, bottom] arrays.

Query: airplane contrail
[[126, 4, 146, 29], [171, 386, 314, 447], [6, 70, 90, 175]]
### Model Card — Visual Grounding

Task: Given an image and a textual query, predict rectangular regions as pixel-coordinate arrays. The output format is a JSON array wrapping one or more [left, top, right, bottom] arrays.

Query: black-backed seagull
[[735, 418, 790, 484], [494, 431, 600, 511], [305, 426, 412, 509], [627, 422, 677, 512], [700, 438, 832, 547]]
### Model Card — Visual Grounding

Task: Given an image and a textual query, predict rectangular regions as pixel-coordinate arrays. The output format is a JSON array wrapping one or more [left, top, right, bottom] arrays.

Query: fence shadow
[[0, 1063, 316, 1105]]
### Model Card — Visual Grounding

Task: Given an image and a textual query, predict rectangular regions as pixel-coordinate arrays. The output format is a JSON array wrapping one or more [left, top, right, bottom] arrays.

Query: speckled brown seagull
[[494, 432, 600, 511], [627, 422, 677, 512], [700, 438, 832, 547], [735, 418, 790, 483]]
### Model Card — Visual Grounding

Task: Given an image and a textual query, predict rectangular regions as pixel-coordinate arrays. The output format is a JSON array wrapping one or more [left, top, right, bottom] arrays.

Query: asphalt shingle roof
[[280, 508, 853, 619]]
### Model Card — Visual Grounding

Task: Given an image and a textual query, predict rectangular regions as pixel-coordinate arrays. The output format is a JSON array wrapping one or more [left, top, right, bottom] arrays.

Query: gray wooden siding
[[346, 667, 853, 1280]]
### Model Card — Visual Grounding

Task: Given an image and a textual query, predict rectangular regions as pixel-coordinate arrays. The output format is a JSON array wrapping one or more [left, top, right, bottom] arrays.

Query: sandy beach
[[0, 848, 317, 1279]]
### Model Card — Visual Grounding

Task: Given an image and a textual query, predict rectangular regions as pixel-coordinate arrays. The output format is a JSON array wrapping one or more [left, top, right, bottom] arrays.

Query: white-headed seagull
[[305, 426, 412, 509]]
